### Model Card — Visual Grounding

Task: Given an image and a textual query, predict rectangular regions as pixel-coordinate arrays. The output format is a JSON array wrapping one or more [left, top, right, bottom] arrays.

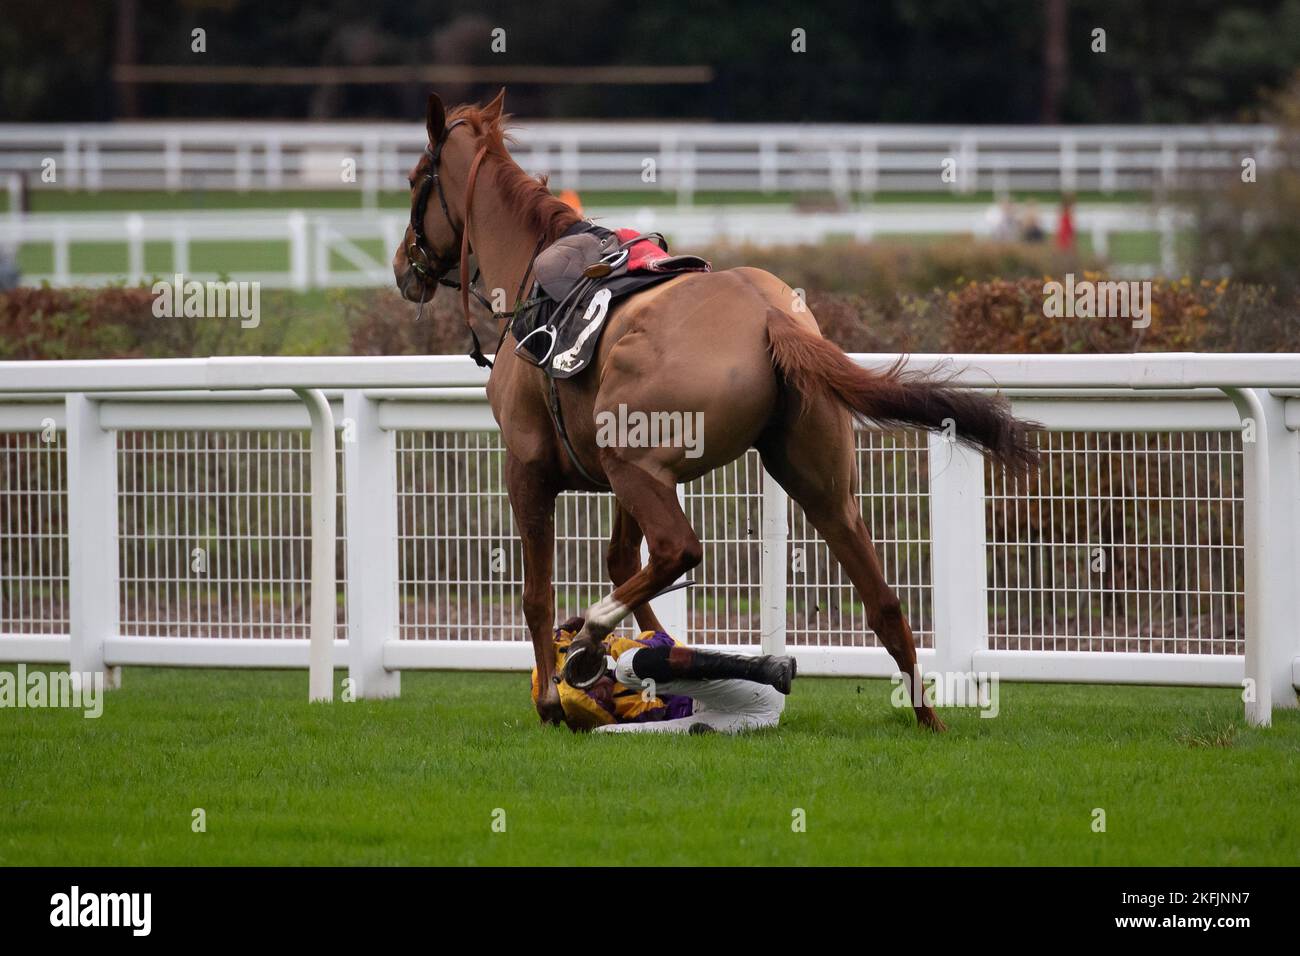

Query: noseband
[[406, 118, 542, 369]]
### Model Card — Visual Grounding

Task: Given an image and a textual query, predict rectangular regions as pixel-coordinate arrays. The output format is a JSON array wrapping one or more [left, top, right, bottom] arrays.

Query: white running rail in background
[[0, 203, 1187, 289], [1, 354, 1298, 725], [0, 122, 1277, 204]]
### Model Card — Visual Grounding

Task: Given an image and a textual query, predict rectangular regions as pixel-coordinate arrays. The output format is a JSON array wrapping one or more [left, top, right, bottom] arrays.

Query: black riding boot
[[632, 646, 797, 695]]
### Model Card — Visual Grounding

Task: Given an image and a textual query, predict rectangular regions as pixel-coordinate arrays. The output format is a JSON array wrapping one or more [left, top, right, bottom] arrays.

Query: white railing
[[1, 354, 1298, 726], [0, 202, 1186, 288], [0, 122, 1277, 204]]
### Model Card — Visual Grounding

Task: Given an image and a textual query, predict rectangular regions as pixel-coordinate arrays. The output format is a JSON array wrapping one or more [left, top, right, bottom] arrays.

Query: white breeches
[[593, 648, 785, 734]]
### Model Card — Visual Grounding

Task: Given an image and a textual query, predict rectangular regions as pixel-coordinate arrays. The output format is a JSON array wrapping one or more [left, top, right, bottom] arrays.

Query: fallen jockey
[[531, 618, 797, 734]]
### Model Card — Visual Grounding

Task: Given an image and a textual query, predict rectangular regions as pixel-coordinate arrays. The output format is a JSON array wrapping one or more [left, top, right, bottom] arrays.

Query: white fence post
[[125, 214, 144, 284], [1158, 206, 1177, 274], [312, 218, 330, 288], [858, 137, 878, 197], [643, 485, 690, 640], [52, 220, 69, 285], [1091, 221, 1110, 258], [759, 137, 778, 194], [676, 142, 696, 207], [294, 388, 337, 703], [266, 135, 283, 190], [958, 133, 978, 194], [1268, 391, 1300, 714], [1288, 394, 1300, 711], [5, 173, 20, 219], [85, 141, 102, 192], [171, 220, 189, 276], [362, 135, 380, 210], [288, 211, 310, 291], [927, 432, 988, 699], [829, 146, 850, 205], [658, 133, 676, 197], [164, 136, 181, 193], [342, 391, 400, 698], [760, 467, 788, 655], [65, 394, 121, 690], [1100, 143, 1118, 194], [62, 132, 80, 191], [235, 142, 252, 192], [1059, 134, 1077, 193], [560, 137, 580, 192], [1160, 140, 1178, 191], [1224, 388, 1298, 726]]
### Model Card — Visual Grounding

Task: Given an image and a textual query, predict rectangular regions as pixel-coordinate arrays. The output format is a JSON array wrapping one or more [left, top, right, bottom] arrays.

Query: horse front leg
[[607, 502, 665, 634], [565, 459, 701, 686], [506, 454, 563, 725]]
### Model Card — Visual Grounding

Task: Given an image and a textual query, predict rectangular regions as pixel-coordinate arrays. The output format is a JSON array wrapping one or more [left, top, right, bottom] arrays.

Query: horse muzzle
[[395, 259, 439, 303]]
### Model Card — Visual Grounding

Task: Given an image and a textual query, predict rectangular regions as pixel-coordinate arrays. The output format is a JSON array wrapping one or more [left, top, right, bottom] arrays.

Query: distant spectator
[[1055, 193, 1076, 252], [1020, 199, 1045, 242], [985, 197, 1019, 241]]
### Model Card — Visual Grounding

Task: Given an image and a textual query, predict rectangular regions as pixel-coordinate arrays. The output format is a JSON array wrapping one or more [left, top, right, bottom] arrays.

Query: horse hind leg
[[758, 404, 945, 732]]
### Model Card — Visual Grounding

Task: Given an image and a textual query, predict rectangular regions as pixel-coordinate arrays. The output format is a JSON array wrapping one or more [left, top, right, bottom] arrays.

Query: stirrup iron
[[513, 325, 557, 366]]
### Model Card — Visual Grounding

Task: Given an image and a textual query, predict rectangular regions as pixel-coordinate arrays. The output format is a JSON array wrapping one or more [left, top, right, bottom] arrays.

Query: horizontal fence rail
[[0, 203, 1186, 288], [1, 354, 1298, 725], [0, 122, 1278, 203]]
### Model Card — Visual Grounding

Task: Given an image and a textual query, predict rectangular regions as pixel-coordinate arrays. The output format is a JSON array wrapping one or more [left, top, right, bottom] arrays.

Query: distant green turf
[[2, 666, 1295, 866], [12, 227, 1170, 276], [6, 187, 1172, 276], [16, 240, 402, 280]]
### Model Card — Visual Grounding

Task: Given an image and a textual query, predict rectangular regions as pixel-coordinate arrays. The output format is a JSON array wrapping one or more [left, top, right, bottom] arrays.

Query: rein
[[457, 144, 491, 366], [408, 117, 604, 489], [407, 120, 546, 369]]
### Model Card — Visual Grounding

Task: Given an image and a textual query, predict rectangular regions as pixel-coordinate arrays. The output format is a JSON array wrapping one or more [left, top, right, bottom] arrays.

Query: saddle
[[511, 221, 710, 379]]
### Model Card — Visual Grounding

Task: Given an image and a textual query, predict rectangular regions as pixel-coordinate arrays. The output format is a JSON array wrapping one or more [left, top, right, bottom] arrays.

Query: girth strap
[[547, 374, 611, 490]]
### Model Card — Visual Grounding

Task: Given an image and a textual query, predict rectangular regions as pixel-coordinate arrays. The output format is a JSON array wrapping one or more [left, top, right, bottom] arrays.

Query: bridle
[[406, 117, 545, 369], [405, 111, 603, 490], [406, 118, 469, 282]]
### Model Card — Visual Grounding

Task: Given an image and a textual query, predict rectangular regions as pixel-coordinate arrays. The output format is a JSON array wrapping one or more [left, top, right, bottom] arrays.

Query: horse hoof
[[562, 636, 607, 688], [918, 708, 947, 733], [536, 695, 565, 725]]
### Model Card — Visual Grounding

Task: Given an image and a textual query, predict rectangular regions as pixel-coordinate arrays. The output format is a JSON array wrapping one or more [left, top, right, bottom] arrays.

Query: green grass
[[2, 666, 1297, 866]]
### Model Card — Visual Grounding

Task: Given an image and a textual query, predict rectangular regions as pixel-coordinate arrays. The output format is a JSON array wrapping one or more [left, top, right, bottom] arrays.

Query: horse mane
[[448, 103, 582, 244]]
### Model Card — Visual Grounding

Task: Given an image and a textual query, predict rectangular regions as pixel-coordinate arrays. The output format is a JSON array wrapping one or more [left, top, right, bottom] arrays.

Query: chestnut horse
[[393, 91, 1037, 731]]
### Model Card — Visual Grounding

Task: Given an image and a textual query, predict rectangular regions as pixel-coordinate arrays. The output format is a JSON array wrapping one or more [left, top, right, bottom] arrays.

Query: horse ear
[[482, 87, 506, 122], [426, 92, 446, 143]]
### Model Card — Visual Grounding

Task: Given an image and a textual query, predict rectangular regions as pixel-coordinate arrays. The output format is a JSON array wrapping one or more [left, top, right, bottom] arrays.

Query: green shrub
[[705, 238, 1097, 298], [3, 252, 1295, 361], [0, 285, 347, 360]]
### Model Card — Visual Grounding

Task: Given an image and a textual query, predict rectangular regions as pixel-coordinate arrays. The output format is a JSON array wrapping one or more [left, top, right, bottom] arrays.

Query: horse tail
[[764, 307, 1039, 470]]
